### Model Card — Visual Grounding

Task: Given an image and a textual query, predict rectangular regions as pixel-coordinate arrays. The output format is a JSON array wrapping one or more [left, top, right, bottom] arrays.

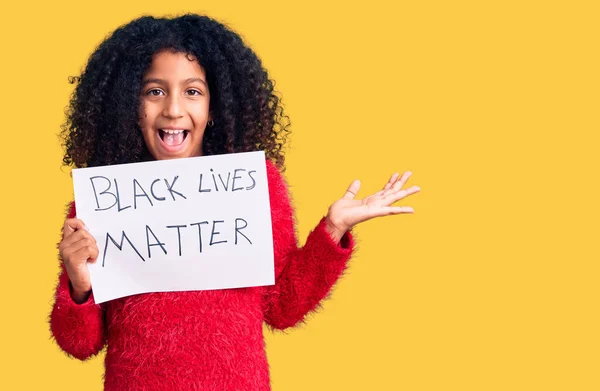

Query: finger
[[356, 205, 415, 222], [375, 173, 400, 196], [60, 229, 96, 252], [381, 181, 420, 199], [63, 218, 86, 239], [89, 243, 100, 263], [382, 206, 415, 215], [70, 246, 97, 265], [383, 172, 400, 190], [390, 171, 413, 193], [60, 233, 97, 260], [383, 185, 421, 204], [73, 235, 98, 251], [59, 230, 87, 252], [380, 171, 410, 197], [343, 180, 361, 200], [69, 237, 99, 262]]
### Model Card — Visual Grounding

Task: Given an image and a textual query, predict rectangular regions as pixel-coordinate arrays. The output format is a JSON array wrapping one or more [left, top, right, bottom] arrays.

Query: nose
[[162, 94, 184, 119]]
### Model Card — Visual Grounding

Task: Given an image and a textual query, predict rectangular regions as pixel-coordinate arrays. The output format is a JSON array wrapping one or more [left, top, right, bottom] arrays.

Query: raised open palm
[[325, 171, 421, 242]]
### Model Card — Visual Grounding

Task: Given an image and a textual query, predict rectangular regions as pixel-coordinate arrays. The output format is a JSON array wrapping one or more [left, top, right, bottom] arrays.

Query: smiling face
[[139, 50, 211, 160]]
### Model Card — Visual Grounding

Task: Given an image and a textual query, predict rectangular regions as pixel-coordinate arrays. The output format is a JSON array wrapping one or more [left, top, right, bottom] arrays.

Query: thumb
[[342, 180, 361, 200]]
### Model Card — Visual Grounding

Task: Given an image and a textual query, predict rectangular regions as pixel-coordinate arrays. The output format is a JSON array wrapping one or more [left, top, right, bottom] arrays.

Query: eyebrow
[[142, 77, 207, 87]]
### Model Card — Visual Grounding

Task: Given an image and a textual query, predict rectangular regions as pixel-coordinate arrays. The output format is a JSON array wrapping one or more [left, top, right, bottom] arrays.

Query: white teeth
[[161, 129, 185, 134]]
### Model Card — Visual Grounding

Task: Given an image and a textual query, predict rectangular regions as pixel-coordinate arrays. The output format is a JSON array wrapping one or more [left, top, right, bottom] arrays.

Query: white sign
[[72, 151, 274, 303]]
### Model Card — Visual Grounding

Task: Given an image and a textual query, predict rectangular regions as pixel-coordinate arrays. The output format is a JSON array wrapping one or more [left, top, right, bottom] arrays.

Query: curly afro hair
[[61, 14, 290, 169]]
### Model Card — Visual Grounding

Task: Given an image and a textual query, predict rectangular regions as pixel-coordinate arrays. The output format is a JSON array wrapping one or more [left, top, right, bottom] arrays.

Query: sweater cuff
[[50, 268, 105, 360], [54, 268, 100, 313], [301, 217, 355, 283], [311, 216, 355, 253]]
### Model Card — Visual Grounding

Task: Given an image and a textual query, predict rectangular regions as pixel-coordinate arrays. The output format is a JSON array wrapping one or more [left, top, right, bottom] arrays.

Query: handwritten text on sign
[[72, 151, 274, 304]]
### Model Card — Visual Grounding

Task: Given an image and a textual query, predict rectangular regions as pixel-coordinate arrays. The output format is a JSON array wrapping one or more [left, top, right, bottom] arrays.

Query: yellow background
[[0, 1, 598, 390]]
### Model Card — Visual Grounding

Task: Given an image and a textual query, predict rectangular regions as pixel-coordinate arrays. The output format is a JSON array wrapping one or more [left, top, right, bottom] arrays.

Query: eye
[[186, 89, 202, 96], [146, 89, 164, 96]]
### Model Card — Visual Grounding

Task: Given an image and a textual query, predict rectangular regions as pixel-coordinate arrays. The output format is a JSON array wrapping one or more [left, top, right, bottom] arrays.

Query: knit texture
[[50, 159, 355, 391]]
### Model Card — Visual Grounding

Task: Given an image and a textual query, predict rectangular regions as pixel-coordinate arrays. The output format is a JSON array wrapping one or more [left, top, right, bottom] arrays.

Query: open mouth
[[159, 129, 189, 147]]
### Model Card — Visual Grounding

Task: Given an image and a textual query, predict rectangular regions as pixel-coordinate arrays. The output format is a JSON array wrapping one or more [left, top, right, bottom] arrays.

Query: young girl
[[50, 13, 420, 390]]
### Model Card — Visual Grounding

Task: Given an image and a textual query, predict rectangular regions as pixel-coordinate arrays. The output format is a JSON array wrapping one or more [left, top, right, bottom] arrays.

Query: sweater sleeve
[[49, 202, 107, 360], [262, 161, 356, 330]]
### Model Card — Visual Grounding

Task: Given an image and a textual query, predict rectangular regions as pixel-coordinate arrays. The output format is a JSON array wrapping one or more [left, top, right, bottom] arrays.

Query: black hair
[[61, 14, 290, 168]]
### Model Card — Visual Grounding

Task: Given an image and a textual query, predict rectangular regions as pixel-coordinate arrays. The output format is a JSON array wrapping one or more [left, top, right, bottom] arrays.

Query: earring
[[207, 120, 214, 127]]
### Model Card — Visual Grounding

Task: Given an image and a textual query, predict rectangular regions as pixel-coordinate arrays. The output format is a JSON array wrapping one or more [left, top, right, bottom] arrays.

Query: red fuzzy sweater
[[50, 160, 355, 390]]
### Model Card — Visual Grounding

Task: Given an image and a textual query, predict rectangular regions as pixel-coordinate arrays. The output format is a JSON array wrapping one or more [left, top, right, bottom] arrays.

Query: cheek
[[139, 119, 151, 138], [138, 108, 153, 141], [138, 101, 154, 127], [193, 112, 209, 123], [194, 101, 211, 121]]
